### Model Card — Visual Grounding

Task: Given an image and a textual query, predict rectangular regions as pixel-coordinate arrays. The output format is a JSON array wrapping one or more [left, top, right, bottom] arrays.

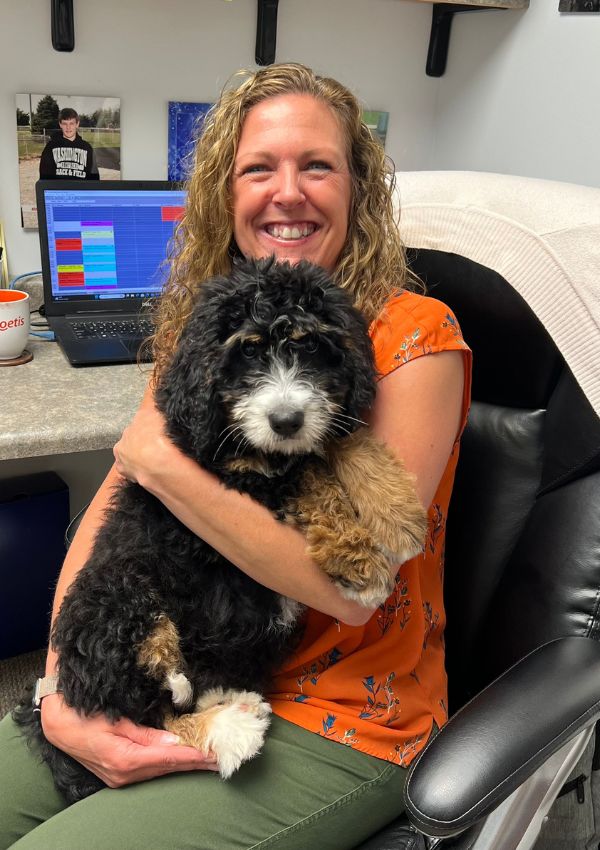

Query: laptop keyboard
[[70, 319, 154, 340]]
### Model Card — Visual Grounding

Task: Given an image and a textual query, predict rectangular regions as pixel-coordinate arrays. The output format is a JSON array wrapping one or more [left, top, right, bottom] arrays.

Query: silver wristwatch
[[32, 675, 61, 712]]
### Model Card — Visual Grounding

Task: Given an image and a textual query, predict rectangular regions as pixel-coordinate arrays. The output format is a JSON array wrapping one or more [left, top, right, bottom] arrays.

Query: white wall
[[0, 0, 436, 277], [2, 1, 598, 279], [430, 1, 600, 188]]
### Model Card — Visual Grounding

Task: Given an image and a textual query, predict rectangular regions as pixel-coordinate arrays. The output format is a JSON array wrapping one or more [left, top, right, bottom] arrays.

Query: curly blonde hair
[[151, 63, 416, 381]]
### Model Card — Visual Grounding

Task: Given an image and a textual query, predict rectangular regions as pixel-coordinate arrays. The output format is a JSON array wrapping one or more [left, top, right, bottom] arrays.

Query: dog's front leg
[[164, 688, 272, 778], [325, 428, 428, 566], [288, 466, 397, 607], [136, 614, 194, 709]]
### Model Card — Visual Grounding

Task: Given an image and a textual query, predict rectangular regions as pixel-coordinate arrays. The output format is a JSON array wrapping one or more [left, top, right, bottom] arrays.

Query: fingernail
[[161, 733, 180, 745]]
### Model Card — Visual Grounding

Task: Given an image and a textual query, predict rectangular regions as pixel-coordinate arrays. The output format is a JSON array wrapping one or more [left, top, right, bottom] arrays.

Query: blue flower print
[[296, 647, 343, 691], [377, 574, 411, 635], [359, 673, 400, 724]]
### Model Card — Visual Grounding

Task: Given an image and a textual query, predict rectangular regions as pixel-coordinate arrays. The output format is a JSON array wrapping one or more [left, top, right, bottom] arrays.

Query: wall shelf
[[253, 0, 528, 76], [256, 0, 279, 66], [409, 0, 529, 76]]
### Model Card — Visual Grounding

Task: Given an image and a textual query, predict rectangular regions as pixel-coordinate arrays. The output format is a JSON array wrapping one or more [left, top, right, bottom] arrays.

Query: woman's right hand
[[40, 694, 219, 788]]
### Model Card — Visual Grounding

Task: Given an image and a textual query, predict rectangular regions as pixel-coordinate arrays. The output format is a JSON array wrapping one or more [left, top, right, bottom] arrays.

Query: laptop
[[37, 179, 186, 366]]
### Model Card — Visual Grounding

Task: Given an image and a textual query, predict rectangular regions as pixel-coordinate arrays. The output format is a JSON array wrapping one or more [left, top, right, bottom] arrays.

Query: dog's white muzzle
[[232, 359, 334, 455]]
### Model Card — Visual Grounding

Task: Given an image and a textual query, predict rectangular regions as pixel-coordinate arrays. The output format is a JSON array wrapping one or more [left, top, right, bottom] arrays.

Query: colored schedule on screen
[[54, 220, 118, 289], [43, 189, 186, 300]]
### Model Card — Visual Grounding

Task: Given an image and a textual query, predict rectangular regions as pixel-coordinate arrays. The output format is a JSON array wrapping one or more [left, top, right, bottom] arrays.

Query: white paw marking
[[166, 671, 193, 707], [201, 690, 272, 779]]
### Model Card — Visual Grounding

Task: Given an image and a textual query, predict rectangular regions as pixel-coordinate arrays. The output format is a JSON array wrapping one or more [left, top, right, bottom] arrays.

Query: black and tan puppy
[[14, 257, 427, 802]]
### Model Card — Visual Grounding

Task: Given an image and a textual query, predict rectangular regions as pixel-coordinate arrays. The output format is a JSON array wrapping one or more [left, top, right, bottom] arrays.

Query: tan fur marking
[[290, 466, 395, 605], [325, 428, 428, 558], [164, 709, 216, 751], [137, 615, 184, 679], [224, 331, 264, 349], [224, 457, 268, 475], [285, 428, 428, 607]]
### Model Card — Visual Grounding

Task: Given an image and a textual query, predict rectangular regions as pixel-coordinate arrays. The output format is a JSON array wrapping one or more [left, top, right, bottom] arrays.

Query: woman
[[0, 64, 471, 849]]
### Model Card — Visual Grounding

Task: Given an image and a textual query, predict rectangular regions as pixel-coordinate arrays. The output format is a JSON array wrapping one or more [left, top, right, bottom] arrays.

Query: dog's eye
[[303, 335, 319, 354], [241, 340, 258, 359]]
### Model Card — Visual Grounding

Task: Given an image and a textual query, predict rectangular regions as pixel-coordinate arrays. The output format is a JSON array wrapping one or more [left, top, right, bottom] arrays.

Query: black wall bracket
[[427, 4, 495, 77], [256, 0, 279, 66], [51, 0, 75, 52]]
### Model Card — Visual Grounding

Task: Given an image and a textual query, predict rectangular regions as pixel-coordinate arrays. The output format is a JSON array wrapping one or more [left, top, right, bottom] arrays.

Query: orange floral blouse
[[269, 290, 472, 766]]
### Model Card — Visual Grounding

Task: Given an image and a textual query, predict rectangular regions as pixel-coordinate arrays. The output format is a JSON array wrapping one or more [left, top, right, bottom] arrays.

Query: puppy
[[14, 257, 426, 802]]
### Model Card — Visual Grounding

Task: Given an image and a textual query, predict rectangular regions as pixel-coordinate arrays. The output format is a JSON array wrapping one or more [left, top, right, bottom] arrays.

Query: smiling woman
[[0, 63, 471, 850]]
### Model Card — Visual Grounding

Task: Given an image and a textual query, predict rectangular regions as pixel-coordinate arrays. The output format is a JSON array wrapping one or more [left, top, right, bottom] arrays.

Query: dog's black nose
[[269, 410, 305, 437]]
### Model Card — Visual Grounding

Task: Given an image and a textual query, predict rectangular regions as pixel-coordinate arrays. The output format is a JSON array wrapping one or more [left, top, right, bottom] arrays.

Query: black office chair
[[356, 171, 600, 850]]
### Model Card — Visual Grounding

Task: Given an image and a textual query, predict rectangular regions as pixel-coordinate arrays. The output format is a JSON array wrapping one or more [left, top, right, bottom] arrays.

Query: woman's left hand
[[113, 387, 180, 485]]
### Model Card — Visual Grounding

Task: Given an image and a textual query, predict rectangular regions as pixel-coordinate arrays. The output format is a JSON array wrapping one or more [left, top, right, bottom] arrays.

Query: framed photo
[[168, 101, 212, 181], [362, 111, 389, 149], [15, 93, 121, 229], [559, 1, 599, 10]]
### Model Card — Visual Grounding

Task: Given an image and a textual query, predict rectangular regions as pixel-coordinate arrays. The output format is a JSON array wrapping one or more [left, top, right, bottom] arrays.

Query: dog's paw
[[329, 553, 396, 608], [334, 571, 396, 608], [164, 689, 272, 777], [368, 505, 428, 567], [310, 526, 398, 608], [204, 691, 272, 779], [377, 535, 424, 569]]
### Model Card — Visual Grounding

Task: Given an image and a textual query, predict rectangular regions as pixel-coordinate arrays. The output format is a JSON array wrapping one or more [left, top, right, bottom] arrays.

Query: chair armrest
[[404, 636, 600, 838]]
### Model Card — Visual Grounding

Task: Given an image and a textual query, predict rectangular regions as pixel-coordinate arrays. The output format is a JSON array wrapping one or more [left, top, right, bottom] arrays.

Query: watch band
[[32, 675, 61, 711]]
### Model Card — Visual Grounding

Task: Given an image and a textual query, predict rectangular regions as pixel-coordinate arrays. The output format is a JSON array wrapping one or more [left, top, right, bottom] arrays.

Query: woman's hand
[[113, 387, 180, 486], [41, 694, 219, 788]]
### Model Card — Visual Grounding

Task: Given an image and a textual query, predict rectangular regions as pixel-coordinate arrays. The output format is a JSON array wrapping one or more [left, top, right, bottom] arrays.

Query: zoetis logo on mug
[[0, 290, 30, 360]]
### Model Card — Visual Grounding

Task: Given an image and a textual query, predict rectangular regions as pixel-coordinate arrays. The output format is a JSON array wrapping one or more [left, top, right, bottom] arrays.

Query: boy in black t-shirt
[[39, 108, 100, 180]]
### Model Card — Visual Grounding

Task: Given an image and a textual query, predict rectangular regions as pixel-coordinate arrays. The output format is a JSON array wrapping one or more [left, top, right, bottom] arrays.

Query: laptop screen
[[37, 180, 187, 314]]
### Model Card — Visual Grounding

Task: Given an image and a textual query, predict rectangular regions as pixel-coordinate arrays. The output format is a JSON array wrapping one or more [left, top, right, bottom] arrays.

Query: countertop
[[0, 335, 149, 461]]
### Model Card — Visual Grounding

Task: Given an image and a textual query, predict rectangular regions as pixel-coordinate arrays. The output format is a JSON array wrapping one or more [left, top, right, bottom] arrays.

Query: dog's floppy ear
[[320, 281, 378, 424], [155, 279, 230, 465], [341, 311, 378, 422]]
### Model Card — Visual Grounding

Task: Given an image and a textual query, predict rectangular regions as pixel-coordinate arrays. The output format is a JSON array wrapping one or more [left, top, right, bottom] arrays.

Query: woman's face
[[231, 94, 352, 273]]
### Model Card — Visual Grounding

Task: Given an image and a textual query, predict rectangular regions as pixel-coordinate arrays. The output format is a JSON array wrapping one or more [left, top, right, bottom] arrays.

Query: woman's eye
[[241, 340, 259, 358], [243, 164, 270, 175], [306, 161, 331, 171]]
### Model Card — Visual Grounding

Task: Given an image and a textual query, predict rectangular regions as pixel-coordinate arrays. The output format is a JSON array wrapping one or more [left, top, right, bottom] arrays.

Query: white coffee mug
[[0, 289, 30, 360]]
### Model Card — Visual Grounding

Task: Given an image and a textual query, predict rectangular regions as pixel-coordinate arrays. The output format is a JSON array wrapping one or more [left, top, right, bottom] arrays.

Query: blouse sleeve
[[370, 291, 471, 381]]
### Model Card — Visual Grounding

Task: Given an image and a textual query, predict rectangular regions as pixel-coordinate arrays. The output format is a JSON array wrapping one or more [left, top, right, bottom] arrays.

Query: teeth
[[266, 224, 315, 240]]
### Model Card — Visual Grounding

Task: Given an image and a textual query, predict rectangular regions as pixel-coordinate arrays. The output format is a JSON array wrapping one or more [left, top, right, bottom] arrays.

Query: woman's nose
[[272, 165, 305, 207]]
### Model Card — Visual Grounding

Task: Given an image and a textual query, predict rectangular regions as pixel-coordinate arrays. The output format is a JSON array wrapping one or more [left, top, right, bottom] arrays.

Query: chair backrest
[[398, 172, 600, 713]]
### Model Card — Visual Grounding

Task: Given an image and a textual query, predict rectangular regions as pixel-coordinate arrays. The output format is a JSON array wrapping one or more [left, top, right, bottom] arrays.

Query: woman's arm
[[113, 349, 465, 627]]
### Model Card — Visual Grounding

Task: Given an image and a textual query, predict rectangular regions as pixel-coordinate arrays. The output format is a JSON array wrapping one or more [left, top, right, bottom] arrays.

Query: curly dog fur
[[14, 257, 427, 802]]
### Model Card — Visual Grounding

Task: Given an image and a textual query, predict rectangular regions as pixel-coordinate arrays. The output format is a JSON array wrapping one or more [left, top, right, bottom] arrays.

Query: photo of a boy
[[39, 108, 99, 180]]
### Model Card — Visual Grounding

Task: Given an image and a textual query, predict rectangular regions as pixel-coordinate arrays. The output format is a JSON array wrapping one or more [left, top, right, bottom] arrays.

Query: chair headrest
[[397, 170, 600, 418]]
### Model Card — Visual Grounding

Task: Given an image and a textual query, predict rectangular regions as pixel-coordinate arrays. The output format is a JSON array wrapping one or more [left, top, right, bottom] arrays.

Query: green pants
[[0, 712, 407, 850]]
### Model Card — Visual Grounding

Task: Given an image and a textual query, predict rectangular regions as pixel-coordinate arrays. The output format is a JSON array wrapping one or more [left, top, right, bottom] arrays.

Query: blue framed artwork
[[168, 101, 212, 181]]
